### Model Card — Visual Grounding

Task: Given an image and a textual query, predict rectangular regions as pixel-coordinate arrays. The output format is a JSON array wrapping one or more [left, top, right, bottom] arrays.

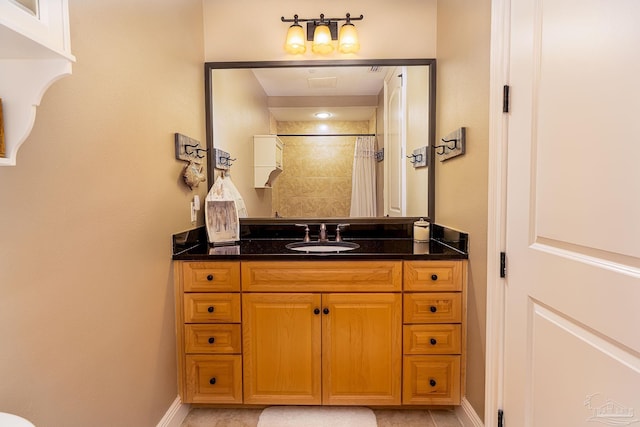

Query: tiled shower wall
[[273, 120, 372, 217]]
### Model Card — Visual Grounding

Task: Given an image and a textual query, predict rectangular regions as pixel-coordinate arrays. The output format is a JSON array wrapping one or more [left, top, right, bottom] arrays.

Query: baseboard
[[156, 396, 190, 427], [455, 397, 484, 427]]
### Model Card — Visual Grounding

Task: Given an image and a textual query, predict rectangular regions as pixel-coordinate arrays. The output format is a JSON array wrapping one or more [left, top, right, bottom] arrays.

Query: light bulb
[[312, 24, 334, 55], [284, 24, 306, 54], [338, 23, 360, 53]]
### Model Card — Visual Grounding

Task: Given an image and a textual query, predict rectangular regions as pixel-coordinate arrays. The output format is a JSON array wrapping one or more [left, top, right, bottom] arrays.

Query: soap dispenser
[[413, 218, 430, 242]]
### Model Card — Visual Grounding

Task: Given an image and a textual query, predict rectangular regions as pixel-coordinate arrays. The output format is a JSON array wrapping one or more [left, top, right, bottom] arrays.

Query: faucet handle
[[319, 223, 328, 242], [295, 224, 311, 242], [335, 224, 350, 242]]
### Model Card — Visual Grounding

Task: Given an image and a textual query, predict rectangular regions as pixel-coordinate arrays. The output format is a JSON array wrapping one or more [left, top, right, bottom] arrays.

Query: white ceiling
[[251, 66, 390, 121]]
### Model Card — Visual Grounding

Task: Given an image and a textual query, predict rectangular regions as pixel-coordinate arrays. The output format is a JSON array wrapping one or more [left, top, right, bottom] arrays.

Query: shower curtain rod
[[277, 133, 376, 137]]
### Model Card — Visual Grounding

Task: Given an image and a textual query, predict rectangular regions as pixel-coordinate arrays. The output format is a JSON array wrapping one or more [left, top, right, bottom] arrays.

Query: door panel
[[505, 0, 640, 425], [242, 293, 322, 404], [322, 293, 402, 405], [385, 67, 406, 216]]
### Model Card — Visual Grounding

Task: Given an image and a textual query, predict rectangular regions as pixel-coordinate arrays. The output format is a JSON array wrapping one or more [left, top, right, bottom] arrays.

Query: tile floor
[[181, 408, 464, 427]]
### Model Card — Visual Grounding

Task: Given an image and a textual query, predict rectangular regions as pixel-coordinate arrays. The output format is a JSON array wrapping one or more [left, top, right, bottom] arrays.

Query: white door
[[503, 1, 640, 426], [384, 67, 406, 217]]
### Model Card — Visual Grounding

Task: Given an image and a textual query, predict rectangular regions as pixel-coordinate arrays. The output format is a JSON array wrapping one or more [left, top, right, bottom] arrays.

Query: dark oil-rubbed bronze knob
[[429, 379, 436, 387], [430, 306, 437, 313], [431, 274, 438, 281], [430, 338, 437, 345], [323, 308, 330, 315], [314, 308, 320, 315], [208, 337, 215, 344], [208, 306, 215, 313], [209, 377, 217, 385], [207, 274, 214, 281]]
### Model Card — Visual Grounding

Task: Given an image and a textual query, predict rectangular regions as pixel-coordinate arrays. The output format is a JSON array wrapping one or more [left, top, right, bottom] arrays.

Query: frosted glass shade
[[312, 24, 334, 54], [338, 23, 360, 53], [284, 24, 306, 54]]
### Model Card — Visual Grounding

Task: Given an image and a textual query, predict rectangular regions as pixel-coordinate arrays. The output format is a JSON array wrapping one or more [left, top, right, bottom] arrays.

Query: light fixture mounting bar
[[280, 13, 364, 24], [281, 13, 363, 41]]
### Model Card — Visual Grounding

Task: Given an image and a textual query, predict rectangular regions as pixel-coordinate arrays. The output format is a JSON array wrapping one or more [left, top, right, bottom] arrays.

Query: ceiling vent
[[369, 66, 383, 72], [307, 76, 338, 89]]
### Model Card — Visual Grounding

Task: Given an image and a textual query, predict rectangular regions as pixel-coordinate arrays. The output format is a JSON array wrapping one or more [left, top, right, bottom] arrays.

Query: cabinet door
[[322, 293, 402, 405], [242, 293, 322, 405]]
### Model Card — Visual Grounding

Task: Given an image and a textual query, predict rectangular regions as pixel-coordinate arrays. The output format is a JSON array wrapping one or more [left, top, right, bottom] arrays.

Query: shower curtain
[[349, 136, 377, 217]]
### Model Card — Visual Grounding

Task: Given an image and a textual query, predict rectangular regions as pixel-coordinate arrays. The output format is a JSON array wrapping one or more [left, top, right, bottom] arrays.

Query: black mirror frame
[[204, 58, 436, 222]]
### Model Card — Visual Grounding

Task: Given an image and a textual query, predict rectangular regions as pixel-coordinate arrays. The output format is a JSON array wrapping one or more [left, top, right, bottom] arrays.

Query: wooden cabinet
[[174, 259, 466, 407], [175, 261, 242, 404], [402, 261, 467, 405], [242, 293, 322, 405], [242, 291, 402, 406], [241, 261, 403, 406], [322, 293, 402, 405]]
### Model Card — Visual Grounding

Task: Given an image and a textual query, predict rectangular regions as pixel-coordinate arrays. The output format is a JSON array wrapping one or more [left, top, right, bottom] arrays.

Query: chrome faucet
[[295, 224, 311, 242], [335, 224, 350, 242], [319, 223, 328, 242]]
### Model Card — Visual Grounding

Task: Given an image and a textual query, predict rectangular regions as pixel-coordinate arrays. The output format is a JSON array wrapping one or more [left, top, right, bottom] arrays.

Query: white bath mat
[[257, 406, 377, 427]]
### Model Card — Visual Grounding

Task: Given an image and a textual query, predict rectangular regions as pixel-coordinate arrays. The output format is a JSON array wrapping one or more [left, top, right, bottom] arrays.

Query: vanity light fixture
[[314, 112, 332, 119], [282, 13, 363, 55]]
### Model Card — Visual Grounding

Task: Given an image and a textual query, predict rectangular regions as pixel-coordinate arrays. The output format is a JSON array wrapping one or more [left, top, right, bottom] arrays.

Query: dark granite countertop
[[172, 218, 468, 261]]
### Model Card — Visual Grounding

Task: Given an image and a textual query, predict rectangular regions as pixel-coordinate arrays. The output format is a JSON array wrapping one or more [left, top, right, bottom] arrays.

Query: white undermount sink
[[285, 241, 360, 253]]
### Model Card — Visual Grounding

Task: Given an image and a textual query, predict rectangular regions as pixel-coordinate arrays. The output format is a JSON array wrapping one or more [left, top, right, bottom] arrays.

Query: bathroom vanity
[[172, 218, 468, 407]]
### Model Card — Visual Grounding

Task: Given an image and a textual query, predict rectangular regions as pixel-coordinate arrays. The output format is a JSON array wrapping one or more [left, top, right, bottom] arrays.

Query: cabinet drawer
[[184, 293, 241, 323], [404, 261, 464, 292], [185, 355, 243, 404], [404, 293, 462, 324], [185, 324, 242, 354], [181, 262, 240, 292], [403, 324, 461, 354], [403, 355, 461, 405], [241, 261, 402, 292]]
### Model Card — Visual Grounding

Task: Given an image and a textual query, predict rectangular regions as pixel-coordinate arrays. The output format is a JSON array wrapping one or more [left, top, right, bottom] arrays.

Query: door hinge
[[498, 409, 504, 427], [503, 85, 510, 113], [500, 252, 507, 278]]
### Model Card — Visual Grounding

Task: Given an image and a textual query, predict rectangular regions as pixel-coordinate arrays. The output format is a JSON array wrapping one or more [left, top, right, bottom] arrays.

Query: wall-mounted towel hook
[[175, 133, 204, 164], [436, 127, 466, 162], [435, 145, 447, 155], [406, 153, 423, 164], [195, 148, 208, 159], [441, 137, 459, 150], [213, 148, 233, 170], [221, 156, 237, 167], [408, 146, 428, 168]]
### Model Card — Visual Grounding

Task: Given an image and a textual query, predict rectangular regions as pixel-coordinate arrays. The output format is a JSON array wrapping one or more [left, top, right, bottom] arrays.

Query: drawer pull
[[323, 308, 330, 315], [207, 274, 214, 281], [314, 308, 320, 315], [209, 377, 217, 385], [431, 274, 438, 281], [208, 306, 215, 313], [429, 306, 437, 313], [430, 338, 437, 345], [429, 379, 437, 387], [208, 337, 215, 344]]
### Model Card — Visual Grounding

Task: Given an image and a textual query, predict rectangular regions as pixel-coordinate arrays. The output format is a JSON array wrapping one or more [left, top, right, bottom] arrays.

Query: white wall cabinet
[[0, 0, 75, 166], [253, 134, 283, 188]]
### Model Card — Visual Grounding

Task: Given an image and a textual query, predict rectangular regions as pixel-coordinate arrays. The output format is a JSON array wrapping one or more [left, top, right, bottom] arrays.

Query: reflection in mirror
[[205, 59, 435, 220]]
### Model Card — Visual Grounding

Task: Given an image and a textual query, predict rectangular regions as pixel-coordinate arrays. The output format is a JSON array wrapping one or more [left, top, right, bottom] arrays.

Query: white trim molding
[[485, 0, 511, 426], [455, 397, 484, 427], [156, 396, 190, 427]]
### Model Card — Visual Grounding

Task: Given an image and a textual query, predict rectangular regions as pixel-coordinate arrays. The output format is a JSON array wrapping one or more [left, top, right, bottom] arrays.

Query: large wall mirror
[[205, 59, 435, 220]]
